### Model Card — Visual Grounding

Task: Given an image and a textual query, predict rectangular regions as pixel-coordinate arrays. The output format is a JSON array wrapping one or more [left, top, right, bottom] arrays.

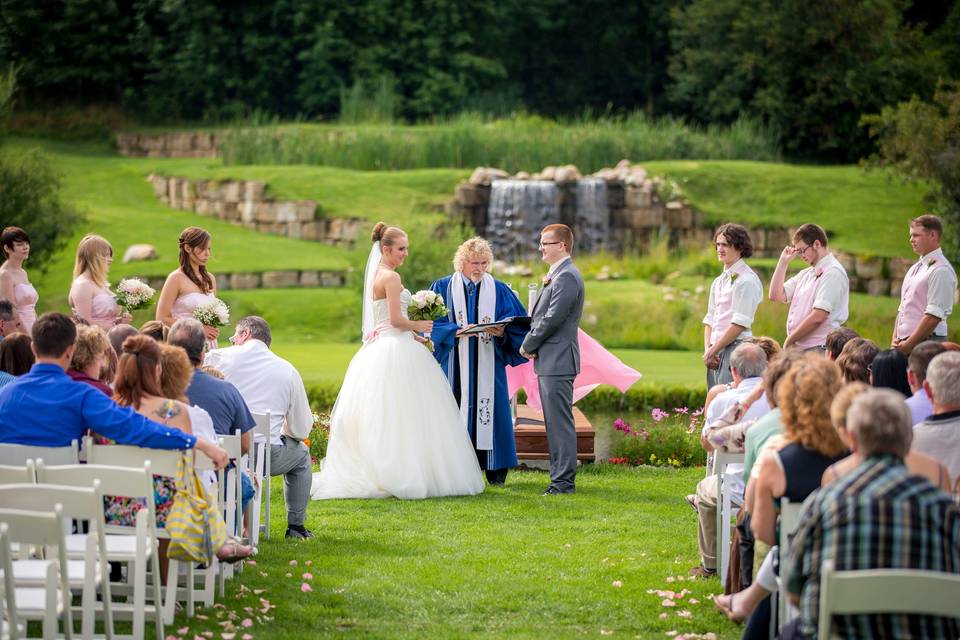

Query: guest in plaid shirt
[[785, 388, 960, 639]]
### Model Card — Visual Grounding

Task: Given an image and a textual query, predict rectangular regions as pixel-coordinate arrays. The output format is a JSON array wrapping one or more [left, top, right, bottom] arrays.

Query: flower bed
[[607, 407, 707, 468]]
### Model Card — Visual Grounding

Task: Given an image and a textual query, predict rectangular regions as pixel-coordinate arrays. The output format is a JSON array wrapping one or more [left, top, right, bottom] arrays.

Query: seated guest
[[823, 382, 951, 491], [729, 356, 847, 634], [905, 341, 948, 424], [869, 348, 912, 396], [0, 331, 34, 377], [169, 318, 257, 528], [835, 337, 879, 384], [67, 324, 113, 396], [107, 323, 138, 356], [0, 299, 21, 338], [106, 334, 252, 568], [913, 351, 960, 481], [140, 319, 169, 342], [785, 389, 960, 639], [689, 342, 770, 578], [747, 336, 781, 362], [205, 316, 313, 540], [824, 326, 858, 361], [0, 313, 227, 463], [157, 342, 218, 447]]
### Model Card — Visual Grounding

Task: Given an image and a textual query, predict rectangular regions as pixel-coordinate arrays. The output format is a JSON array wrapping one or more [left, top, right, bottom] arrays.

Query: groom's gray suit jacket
[[521, 258, 584, 376]]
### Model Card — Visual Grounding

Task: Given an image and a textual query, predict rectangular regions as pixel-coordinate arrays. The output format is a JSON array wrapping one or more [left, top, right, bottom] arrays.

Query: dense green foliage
[[1, 1, 955, 159], [0, 74, 83, 272], [220, 114, 781, 170], [862, 83, 960, 261], [668, 0, 945, 159]]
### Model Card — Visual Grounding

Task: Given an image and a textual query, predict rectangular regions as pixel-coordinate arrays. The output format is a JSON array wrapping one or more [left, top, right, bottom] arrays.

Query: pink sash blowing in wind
[[506, 328, 642, 410]]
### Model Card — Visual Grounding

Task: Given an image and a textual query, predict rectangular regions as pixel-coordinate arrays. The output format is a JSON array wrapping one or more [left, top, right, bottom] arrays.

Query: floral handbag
[[166, 450, 227, 567]]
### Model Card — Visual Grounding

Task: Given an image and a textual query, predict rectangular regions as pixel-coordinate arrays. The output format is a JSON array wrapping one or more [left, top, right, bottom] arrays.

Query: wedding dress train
[[310, 289, 485, 500]]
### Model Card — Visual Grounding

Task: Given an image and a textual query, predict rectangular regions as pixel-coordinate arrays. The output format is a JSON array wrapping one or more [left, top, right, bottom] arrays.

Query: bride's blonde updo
[[371, 222, 406, 247]]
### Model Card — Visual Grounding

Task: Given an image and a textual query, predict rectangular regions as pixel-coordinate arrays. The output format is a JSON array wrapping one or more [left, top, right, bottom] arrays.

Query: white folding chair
[[85, 440, 219, 625], [713, 451, 744, 582], [818, 560, 960, 639], [37, 461, 161, 640], [773, 497, 805, 634], [0, 441, 79, 467], [216, 432, 243, 596], [0, 506, 73, 639], [0, 462, 35, 486], [0, 483, 113, 640], [249, 412, 272, 544]]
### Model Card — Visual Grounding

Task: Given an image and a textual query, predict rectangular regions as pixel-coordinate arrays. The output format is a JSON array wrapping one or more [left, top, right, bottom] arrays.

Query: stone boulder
[[122, 244, 158, 263]]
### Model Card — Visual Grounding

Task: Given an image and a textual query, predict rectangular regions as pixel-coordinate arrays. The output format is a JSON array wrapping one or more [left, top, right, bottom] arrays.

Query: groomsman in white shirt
[[205, 316, 315, 540], [769, 223, 849, 353], [702, 223, 764, 389], [892, 214, 957, 354]]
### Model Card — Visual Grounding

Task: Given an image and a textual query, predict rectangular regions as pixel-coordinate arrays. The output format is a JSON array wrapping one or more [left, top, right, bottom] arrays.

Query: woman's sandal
[[216, 541, 256, 564]]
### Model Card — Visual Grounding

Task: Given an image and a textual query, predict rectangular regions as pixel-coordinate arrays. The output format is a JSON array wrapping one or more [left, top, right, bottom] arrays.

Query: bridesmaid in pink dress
[[156, 227, 220, 350], [68, 234, 132, 330], [0, 227, 38, 333]]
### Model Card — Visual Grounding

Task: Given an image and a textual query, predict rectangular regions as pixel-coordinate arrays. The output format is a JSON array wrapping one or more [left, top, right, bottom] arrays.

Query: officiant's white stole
[[446, 272, 496, 450]]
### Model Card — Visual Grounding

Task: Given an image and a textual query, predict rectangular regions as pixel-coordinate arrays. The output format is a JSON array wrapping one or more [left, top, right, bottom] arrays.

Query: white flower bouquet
[[407, 290, 448, 321], [192, 297, 230, 327], [114, 278, 156, 313]]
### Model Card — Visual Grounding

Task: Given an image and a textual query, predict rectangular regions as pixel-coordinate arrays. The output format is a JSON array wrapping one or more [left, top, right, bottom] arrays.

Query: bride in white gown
[[310, 223, 485, 500]]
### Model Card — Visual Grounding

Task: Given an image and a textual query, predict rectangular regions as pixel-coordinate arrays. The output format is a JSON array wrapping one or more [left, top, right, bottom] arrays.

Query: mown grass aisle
[[171, 466, 738, 639]]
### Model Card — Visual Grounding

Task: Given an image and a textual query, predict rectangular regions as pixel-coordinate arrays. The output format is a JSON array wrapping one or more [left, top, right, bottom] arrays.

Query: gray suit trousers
[[538, 374, 576, 492], [270, 436, 311, 527]]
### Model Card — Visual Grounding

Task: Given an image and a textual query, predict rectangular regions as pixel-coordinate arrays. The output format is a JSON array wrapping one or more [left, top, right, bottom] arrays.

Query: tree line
[[0, 0, 957, 161]]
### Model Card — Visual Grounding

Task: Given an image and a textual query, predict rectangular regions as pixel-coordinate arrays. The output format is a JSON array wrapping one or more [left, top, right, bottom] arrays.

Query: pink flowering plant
[[608, 406, 707, 468]]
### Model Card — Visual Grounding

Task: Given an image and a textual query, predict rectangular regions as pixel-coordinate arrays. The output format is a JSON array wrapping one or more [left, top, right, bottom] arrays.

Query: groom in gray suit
[[520, 224, 585, 495]]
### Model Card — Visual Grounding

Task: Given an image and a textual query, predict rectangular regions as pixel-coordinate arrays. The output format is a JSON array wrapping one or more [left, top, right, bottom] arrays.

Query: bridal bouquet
[[407, 290, 447, 321], [408, 290, 447, 351], [115, 278, 156, 313], [192, 297, 230, 327]]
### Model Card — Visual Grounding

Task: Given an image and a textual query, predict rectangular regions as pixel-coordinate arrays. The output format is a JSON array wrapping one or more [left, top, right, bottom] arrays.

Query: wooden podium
[[513, 404, 595, 461]]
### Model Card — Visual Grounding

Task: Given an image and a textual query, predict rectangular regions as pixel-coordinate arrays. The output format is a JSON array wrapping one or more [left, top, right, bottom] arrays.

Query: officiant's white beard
[[460, 270, 484, 284]]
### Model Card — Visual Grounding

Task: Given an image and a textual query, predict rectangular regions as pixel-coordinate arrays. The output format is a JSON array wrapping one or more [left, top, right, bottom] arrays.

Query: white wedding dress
[[310, 289, 485, 500]]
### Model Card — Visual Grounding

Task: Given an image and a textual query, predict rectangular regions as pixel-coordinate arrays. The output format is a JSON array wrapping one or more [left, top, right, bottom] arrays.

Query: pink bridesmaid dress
[[172, 291, 219, 350], [13, 282, 38, 334], [80, 292, 122, 331]]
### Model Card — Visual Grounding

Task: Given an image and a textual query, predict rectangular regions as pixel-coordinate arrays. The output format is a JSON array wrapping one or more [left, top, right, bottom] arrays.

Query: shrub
[[306, 412, 331, 464]]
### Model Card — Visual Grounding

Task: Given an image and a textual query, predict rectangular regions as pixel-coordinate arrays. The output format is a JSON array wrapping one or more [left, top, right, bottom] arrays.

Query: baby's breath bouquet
[[192, 297, 230, 328], [408, 290, 447, 351], [115, 278, 156, 314]]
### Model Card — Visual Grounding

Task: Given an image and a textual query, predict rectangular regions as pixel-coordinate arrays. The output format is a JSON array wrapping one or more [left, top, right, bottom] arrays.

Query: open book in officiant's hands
[[456, 316, 531, 337]]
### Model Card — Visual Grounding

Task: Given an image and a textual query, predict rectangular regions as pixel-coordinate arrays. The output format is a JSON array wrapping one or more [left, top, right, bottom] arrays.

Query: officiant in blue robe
[[430, 237, 529, 484]]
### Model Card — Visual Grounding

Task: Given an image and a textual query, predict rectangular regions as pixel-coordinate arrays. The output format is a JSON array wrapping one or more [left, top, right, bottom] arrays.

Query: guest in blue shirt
[[0, 312, 228, 466], [170, 318, 256, 518]]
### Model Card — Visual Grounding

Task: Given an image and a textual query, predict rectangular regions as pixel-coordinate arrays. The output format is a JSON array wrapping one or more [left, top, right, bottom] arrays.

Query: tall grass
[[220, 112, 780, 170]]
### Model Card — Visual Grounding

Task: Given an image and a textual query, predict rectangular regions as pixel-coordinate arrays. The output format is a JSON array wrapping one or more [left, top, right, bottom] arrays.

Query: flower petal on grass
[[688, 598, 700, 605], [178, 628, 190, 635], [301, 582, 313, 593], [245, 560, 256, 566], [289, 560, 298, 566], [222, 634, 236, 640], [302, 572, 313, 580], [305, 560, 313, 566], [658, 613, 668, 620], [665, 576, 675, 583], [258, 572, 268, 577], [677, 610, 692, 619], [285, 573, 292, 578], [611, 580, 622, 588], [661, 599, 676, 607], [241, 619, 253, 628]]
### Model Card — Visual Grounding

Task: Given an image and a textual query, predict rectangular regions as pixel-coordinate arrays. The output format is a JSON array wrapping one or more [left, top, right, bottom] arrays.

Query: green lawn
[[165, 465, 739, 640], [643, 160, 927, 258]]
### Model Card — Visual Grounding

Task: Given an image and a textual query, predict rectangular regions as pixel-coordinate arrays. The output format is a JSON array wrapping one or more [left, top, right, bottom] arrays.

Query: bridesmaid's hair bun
[[371, 222, 388, 243]]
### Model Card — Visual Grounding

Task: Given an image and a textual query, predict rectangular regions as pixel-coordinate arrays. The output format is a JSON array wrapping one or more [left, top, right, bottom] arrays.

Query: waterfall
[[485, 180, 560, 261], [575, 178, 609, 253]]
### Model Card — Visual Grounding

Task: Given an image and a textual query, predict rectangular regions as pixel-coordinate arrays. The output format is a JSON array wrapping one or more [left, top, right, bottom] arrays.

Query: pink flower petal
[[288, 560, 298, 566], [258, 571, 268, 577], [300, 582, 313, 593], [178, 629, 190, 635], [304, 560, 312, 566], [688, 598, 700, 605], [302, 572, 313, 580], [222, 634, 236, 640], [285, 573, 292, 578], [241, 619, 253, 628], [661, 599, 676, 607], [253, 589, 265, 595], [242, 636, 253, 640], [677, 610, 692, 619], [665, 576, 675, 583], [166, 636, 178, 640], [611, 580, 622, 588], [658, 613, 668, 620]]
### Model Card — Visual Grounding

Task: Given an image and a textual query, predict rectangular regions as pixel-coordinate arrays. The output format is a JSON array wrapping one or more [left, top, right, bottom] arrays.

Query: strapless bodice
[[172, 292, 215, 320], [372, 289, 410, 326], [13, 283, 38, 333]]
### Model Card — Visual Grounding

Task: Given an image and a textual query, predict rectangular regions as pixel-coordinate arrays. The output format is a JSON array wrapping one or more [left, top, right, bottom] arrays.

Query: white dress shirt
[[704, 377, 771, 500], [783, 253, 850, 318], [205, 340, 312, 446], [702, 259, 763, 343]]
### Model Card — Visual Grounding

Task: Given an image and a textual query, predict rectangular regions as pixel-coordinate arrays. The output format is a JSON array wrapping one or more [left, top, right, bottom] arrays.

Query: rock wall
[[117, 132, 220, 158], [147, 174, 362, 246], [138, 270, 346, 292]]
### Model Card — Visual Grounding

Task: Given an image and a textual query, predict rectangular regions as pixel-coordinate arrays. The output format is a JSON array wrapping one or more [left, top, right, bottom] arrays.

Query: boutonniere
[[542, 275, 552, 286], [814, 268, 824, 279], [927, 258, 937, 268], [729, 272, 739, 283]]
